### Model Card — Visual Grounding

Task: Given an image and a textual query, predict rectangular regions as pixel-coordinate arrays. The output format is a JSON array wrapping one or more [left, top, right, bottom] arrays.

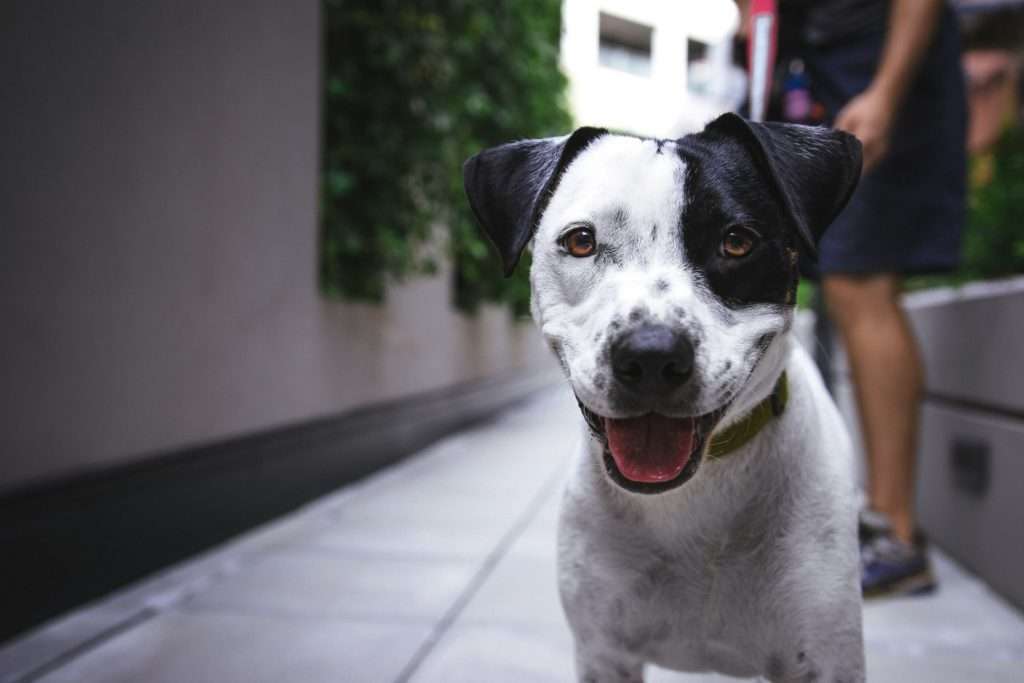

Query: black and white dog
[[464, 113, 865, 682]]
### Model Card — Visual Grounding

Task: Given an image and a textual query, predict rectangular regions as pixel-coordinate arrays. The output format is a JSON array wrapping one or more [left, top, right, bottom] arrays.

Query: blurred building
[[560, 0, 743, 137]]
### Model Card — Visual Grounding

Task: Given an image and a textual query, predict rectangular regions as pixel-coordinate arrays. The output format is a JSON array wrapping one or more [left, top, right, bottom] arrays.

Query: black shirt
[[782, 0, 890, 47]]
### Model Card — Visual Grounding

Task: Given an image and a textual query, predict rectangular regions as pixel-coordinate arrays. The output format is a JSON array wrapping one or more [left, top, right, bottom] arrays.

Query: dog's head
[[464, 113, 861, 494]]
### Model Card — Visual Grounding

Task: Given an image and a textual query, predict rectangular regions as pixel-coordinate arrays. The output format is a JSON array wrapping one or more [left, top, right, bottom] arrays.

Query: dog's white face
[[465, 114, 861, 493], [531, 134, 789, 422]]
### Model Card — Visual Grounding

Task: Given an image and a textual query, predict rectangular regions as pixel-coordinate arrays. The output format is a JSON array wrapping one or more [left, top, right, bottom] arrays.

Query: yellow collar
[[706, 373, 788, 459]]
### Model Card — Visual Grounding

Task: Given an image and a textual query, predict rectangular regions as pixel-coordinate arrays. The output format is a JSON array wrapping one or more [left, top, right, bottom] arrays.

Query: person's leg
[[823, 273, 921, 545]]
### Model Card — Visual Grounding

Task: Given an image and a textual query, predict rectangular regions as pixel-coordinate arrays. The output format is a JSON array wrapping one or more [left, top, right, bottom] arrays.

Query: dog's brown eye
[[721, 226, 759, 258], [561, 226, 597, 258]]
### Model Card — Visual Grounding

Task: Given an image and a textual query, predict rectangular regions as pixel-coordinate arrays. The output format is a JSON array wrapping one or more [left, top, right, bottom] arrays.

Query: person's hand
[[736, 0, 751, 38], [833, 88, 897, 174]]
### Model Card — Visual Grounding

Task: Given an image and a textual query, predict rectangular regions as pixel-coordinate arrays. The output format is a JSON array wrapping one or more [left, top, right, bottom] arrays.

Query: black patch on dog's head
[[677, 113, 862, 306], [463, 127, 608, 275]]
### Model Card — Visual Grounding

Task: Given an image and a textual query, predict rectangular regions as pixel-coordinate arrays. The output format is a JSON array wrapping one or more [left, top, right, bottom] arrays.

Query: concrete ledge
[[907, 276, 1024, 417], [0, 368, 561, 645], [917, 402, 1024, 608]]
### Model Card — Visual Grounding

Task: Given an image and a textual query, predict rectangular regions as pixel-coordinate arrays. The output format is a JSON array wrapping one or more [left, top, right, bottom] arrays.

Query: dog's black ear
[[463, 127, 607, 275], [702, 112, 862, 256]]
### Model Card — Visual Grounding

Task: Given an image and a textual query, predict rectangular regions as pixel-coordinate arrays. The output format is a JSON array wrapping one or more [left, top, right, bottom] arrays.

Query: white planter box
[[830, 276, 1024, 608]]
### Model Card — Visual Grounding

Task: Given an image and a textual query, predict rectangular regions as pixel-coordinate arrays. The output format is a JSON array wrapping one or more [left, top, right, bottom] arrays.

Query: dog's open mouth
[[578, 402, 724, 494]]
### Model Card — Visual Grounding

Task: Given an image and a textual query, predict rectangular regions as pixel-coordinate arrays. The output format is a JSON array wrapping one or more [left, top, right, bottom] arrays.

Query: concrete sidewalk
[[3, 388, 1023, 682]]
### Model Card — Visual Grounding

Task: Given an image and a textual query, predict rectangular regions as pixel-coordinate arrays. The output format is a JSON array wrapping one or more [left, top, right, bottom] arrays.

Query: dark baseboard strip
[[922, 392, 1024, 423], [0, 368, 560, 645]]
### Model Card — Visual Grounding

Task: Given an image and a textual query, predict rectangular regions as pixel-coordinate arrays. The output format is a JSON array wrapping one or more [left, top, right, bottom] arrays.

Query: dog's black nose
[[611, 324, 694, 393]]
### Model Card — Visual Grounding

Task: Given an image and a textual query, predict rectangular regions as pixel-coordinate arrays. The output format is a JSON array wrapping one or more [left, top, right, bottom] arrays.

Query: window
[[687, 38, 709, 65], [686, 37, 715, 95], [598, 12, 653, 77]]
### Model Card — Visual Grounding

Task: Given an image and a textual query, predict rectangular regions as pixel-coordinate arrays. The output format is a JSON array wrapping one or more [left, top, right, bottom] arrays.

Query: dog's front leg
[[574, 645, 644, 683]]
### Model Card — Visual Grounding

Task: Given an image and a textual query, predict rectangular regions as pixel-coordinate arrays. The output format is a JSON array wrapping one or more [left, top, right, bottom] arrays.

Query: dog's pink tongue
[[604, 415, 696, 483]]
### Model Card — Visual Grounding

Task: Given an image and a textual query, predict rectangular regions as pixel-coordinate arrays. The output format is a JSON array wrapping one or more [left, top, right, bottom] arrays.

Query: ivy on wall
[[322, 0, 572, 314]]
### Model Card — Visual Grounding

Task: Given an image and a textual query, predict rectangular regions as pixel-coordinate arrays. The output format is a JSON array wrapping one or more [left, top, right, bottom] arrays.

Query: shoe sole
[[863, 569, 937, 600]]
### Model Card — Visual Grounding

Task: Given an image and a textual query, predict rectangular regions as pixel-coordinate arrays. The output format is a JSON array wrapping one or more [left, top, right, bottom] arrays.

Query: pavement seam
[[391, 465, 565, 683], [10, 608, 157, 683], [9, 553, 251, 682]]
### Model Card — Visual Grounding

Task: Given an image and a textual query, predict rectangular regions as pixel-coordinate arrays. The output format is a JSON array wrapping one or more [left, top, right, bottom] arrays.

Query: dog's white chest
[[555, 351, 864, 681], [557, 489, 783, 678]]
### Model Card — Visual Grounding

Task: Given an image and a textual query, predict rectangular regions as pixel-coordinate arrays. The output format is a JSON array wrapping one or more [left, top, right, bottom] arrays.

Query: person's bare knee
[[823, 274, 901, 330], [823, 273, 922, 381]]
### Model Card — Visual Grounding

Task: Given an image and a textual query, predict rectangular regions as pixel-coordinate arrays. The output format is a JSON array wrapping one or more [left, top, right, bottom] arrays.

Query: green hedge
[[904, 125, 1024, 292], [962, 124, 1024, 280], [321, 0, 571, 315]]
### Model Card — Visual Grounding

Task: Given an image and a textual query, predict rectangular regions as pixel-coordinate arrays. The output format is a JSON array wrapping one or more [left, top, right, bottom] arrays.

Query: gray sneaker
[[859, 509, 937, 598]]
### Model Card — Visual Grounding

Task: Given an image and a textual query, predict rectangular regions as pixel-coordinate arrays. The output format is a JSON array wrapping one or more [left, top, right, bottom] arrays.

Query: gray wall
[[0, 1, 553, 492]]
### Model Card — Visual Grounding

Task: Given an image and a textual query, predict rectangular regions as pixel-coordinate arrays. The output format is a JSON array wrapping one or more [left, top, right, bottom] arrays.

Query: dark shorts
[[800, 8, 968, 277]]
